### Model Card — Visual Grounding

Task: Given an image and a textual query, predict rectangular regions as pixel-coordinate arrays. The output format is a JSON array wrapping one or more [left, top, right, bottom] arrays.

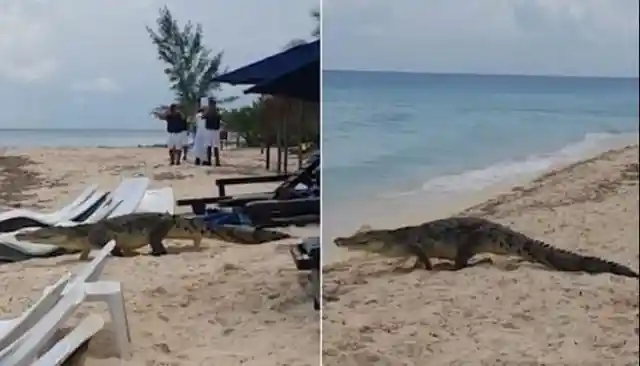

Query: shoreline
[[323, 137, 639, 262], [322, 143, 639, 365]]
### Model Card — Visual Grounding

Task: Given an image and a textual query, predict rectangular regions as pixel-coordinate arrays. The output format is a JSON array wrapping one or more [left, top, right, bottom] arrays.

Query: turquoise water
[[0, 129, 168, 148], [323, 71, 639, 205]]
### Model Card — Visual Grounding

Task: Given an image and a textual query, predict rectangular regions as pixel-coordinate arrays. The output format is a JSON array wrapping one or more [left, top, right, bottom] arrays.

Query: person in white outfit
[[195, 97, 222, 166], [193, 113, 209, 165]]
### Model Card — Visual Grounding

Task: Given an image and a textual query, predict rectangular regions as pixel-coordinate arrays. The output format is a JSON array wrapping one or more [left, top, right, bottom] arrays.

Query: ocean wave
[[379, 131, 638, 198]]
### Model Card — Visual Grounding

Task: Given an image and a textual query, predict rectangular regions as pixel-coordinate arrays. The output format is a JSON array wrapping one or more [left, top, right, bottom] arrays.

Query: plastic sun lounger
[[0, 286, 88, 366], [176, 150, 320, 212], [1, 242, 131, 361], [31, 314, 104, 366], [196, 195, 319, 229], [134, 187, 175, 214], [216, 153, 319, 202], [242, 196, 319, 228], [0, 185, 108, 233], [0, 184, 99, 223], [0, 178, 150, 259], [0, 192, 108, 234], [0, 273, 73, 352], [0, 242, 113, 343]]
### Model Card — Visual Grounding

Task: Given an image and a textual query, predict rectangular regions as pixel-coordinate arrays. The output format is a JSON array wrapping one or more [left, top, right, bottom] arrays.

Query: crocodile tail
[[518, 239, 639, 279], [210, 225, 292, 244], [251, 227, 292, 243]]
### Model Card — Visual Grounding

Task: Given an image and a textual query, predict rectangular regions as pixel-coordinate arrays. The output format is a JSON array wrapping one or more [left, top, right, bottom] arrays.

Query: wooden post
[[283, 104, 289, 175], [296, 101, 304, 169], [276, 119, 283, 174], [265, 142, 271, 170]]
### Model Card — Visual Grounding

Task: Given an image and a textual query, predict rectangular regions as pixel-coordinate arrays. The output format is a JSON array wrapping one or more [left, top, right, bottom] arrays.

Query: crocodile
[[15, 212, 293, 260], [333, 216, 639, 279]]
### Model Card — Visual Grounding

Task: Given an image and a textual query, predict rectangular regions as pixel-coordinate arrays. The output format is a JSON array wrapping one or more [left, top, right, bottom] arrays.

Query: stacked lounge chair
[[0, 178, 150, 263], [0, 184, 108, 233], [176, 150, 320, 228], [0, 241, 131, 364]]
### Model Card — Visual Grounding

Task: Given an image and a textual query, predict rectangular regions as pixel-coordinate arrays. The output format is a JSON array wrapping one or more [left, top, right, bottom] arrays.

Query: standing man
[[159, 104, 187, 165], [197, 97, 222, 166], [180, 108, 191, 162]]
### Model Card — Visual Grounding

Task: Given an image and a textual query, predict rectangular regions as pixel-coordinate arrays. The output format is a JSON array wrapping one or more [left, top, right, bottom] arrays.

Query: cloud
[[70, 77, 121, 93], [0, 0, 318, 129], [0, 0, 318, 85], [323, 0, 639, 77], [0, 1, 59, 82]]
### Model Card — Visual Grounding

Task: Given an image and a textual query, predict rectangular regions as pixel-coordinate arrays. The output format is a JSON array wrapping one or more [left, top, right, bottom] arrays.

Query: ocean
[[0, 129, 168, 148], [322, 70, 639, 254]]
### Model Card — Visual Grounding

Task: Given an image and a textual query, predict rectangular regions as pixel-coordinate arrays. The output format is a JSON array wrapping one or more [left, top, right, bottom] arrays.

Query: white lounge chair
[[1, 242, 131, 361], [0, 273, 73, 351], [135, 187, 175, 214], [44, 241, 130, 357], [0, 286, 87, 366], [31, 314, 104, 366], [61, 177, 151, 226], [62, 240, 116, 291], [0, 177, 150, 258], [0, 242, 114, 346], [0, 184, 105, 225], [83, 280, 131, 357]]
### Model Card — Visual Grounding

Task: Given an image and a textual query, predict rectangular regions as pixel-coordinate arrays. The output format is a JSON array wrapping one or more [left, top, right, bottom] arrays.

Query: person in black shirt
[[160, 104, 187, 165], [197, 97, 222, 166], [178, 108, 189, 162]]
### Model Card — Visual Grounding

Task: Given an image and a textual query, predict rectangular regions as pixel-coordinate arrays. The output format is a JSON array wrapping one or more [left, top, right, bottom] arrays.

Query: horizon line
[[323, 69, 639, 79]]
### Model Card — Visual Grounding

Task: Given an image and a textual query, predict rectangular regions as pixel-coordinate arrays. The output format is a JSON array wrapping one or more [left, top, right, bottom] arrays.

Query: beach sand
[[323, 144, 639, 365], [0, 147, 319, 365]]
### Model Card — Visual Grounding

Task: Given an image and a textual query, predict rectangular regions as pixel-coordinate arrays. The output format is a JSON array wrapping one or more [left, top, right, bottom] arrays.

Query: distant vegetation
[[146, 6, 233, 124], [147, 6, 320, 167]]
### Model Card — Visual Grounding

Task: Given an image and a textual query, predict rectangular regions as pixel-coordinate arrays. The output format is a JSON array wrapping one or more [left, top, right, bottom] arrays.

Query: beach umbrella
[[214, 40, 319, 172], [243, 59, 319, 102], [213, 40, 319, 89]]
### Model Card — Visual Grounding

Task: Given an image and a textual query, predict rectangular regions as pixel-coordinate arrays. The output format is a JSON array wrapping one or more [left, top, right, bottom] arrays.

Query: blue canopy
[[214, 40, 319, 102], [244, 59, 319, 102]]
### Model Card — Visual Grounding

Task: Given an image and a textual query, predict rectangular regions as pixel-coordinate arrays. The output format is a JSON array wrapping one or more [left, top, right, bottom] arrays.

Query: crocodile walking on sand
[[333, 216, 639, 278], [15, 212, 293, 260]]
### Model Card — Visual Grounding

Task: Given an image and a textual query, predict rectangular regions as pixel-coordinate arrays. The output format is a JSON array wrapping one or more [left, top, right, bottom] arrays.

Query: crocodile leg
[[192, 235, 202, 250], [148, 225, 169, 256], [391, 257, 420, 273], [407, 234, 434, 270], [120, 247, 137, 257], [78, 248, 91, 261]]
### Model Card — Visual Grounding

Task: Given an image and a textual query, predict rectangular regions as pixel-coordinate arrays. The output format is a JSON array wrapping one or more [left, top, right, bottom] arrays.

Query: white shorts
[[167, 132, 187, 149], [201, 129, 220, 148]]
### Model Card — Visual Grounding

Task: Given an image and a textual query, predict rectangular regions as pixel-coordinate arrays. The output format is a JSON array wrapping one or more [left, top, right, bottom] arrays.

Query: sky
[[323, 0, 639, 77], [0, 0, 318, 129]]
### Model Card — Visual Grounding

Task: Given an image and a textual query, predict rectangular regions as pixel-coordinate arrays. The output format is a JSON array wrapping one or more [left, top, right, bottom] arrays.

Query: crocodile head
[[15, 226, 90, 249], [166, 215, 210, 240], [334, 225, 400, 253]]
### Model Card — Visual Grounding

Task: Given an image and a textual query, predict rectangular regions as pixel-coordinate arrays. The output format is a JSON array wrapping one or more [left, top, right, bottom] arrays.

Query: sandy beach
[[0, 147, 319, 365], [323, 144, 639, 365]]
